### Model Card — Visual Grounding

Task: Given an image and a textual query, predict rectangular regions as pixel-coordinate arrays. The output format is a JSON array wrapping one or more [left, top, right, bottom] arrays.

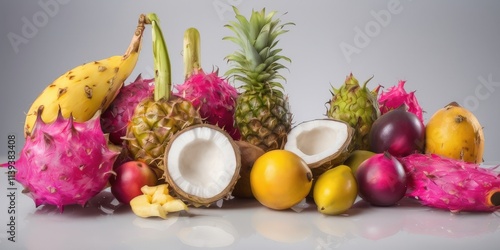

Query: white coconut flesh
[[165, 125, 240, 203], [284, 119, 350, 167]]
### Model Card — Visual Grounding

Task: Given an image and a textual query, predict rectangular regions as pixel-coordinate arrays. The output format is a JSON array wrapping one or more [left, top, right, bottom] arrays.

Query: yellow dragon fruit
[[399, 153, 500, 212]]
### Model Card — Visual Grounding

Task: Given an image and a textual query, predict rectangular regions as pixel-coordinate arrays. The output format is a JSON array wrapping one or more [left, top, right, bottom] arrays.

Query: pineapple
[[326, 73, 380, 150], [224, 7, 293, 151], [125, 14, 201, 176]]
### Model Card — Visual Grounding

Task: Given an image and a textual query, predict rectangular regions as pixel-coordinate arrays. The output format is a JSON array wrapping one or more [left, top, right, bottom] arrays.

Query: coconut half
[[164, 124, 241, 206], [284, 119, 354, 172]]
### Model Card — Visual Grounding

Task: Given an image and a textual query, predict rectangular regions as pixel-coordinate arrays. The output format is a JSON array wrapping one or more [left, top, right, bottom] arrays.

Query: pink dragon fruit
[[101, 74, 154, 145], [175, 69, 240, 140], [175, 27, 240, 140], [399, 153, 500, 212], [378, 80, 424, 124], [11, 107, 119, 212]]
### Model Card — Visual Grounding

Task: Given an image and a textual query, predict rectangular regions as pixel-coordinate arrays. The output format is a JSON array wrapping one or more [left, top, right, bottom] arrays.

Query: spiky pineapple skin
[[101, 74, 154, 145], [327, 73, 380, 150], [125, 95, 202, 174], [235, 90, 291, 151], [15, 109, 119, 212], [175, 70, 240, 140], [399, 153, 500, 212], [224, 7, 293, 151]]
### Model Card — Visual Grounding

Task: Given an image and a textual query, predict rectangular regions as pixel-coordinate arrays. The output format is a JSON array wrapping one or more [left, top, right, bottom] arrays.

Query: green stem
[[183, 27, 201, 80], [146, 13, 171, 102]]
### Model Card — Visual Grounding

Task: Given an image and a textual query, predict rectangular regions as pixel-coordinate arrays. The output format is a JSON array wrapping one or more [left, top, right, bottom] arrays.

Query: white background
[[1, 0, 499, 161]]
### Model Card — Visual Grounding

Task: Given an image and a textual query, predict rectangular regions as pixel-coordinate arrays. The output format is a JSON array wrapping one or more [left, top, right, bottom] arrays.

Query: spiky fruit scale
[[24, 14, 147, 137], [399, 153, 500, 212], [125, 95, 202, 174], [224, 7, 293, 152], [176, 69, 240, 140], [327, 73, 380, 151], [235, 90, 291, 151], [101, 74, 154, 145], [125, 14, 202, 177], [15, 108, 119, 212], [175, 28, 240, 140], [378, 80, 424, 124]]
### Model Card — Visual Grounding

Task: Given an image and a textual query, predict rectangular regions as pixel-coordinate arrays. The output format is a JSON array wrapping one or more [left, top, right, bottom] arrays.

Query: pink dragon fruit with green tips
[[378, 80, 424, 124], [175, 69, 240, 140], [399, 153, 500, 212], [101, 74, 154, 145], [174, 27, 240, 140], [9, 107, 119, 212]]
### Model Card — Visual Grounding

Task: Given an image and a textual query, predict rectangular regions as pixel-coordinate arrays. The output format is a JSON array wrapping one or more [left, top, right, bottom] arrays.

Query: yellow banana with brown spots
[[24, 14, 147, 137]]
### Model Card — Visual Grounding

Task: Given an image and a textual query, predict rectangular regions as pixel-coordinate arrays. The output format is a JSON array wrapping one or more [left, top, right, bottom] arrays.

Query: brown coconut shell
[[295, 119, 355, 170], [163, 124, 241, 207], [308, 119, 354, 193], [232, 141, 265, 198], [284, 119, 355, 197], [302, 119, 355, 171]]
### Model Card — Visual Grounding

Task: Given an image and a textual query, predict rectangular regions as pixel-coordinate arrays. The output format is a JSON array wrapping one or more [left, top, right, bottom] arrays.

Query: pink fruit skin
[[356, 153, 408, 206], [101, 74, 154, 145], [14, 110, 119, 212], [378, 80, 424, 124], [399, 153, 500, 212], [110, 161, 158, 204], [175, 69, 240, 140]]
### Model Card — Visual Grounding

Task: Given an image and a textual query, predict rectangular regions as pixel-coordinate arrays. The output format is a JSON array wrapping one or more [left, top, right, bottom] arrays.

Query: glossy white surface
[[1, 163, 499, 250]]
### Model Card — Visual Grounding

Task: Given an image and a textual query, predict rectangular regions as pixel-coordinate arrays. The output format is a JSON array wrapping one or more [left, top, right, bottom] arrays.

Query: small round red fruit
[[356, 152, 407, 206], [110, 161, 158, 204]]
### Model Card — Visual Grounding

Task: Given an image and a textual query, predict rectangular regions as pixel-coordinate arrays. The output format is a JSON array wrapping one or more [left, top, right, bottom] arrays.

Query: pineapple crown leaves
[[223, 6, 294, 92]]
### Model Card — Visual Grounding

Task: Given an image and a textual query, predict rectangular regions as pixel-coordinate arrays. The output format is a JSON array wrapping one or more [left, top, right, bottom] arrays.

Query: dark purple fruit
[[369, 107, 425, 157]]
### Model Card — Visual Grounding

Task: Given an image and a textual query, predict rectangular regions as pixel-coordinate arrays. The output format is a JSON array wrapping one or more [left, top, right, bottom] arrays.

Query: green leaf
[[254, 22, 271, 51], [147, 13, 171, 102]]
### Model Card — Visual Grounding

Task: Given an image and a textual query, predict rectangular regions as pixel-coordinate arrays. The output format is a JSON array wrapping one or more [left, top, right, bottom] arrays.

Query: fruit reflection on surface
[[177, 216, 238, 248], [252, 207, 313, 243]]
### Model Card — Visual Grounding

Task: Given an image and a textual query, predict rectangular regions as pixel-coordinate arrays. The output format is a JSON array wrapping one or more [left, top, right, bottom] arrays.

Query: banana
[[24, 14, 148, 137]]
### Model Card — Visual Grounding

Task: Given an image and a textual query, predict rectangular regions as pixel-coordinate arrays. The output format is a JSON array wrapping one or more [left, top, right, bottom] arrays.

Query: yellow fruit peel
[[313, 165, 358, 215]]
